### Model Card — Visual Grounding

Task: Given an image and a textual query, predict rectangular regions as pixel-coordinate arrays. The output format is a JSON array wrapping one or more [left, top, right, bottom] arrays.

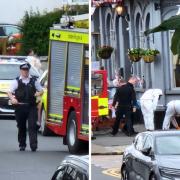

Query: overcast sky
[[0, 0, 64, 24]]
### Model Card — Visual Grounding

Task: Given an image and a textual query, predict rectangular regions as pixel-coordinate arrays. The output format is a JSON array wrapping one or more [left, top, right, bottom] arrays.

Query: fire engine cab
[[46, 24, 89, 153]]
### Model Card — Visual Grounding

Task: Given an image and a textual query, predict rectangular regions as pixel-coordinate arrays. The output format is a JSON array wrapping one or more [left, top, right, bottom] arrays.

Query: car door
[[138, 135, 154, 180], [131, 133, 148, 179]]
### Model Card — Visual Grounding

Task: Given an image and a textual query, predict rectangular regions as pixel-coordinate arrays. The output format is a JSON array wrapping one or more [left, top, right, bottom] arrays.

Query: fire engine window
[[66, 43, 83, 91], [91, 73, 103, 96]]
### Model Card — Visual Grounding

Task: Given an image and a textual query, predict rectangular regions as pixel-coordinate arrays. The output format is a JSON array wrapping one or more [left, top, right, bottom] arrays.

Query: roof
[[64, 155, 89, 165], [51, 25, 88, 33], [0, 56, 27, 64], [142, 130, 180, 137]]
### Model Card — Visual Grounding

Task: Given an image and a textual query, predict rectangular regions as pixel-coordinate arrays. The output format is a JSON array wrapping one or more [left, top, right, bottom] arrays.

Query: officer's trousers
[[112, 106, 133, 135], [15, 105, 38, 149]]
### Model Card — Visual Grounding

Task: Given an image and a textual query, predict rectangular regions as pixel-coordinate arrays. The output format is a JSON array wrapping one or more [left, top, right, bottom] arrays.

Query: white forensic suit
[[140, 89, 163, 130], [163, 100, 180, 130]]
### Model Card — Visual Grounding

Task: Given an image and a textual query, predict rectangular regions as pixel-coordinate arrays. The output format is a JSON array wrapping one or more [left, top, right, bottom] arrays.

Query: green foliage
[[128, 48, 143, 55], [97, 45, 114, 59], [20, 5, 88, 56], [144, 15, 180, 56], [141, 49, 160, 56]]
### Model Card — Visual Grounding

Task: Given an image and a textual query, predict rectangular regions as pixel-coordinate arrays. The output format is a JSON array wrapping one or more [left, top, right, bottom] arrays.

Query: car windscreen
[[156, 135, 180, 155], [0, 64, 39, 80]]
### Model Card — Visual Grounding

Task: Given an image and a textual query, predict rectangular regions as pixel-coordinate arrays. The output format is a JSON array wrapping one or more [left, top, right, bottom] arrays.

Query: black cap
[[20, 63, 31, 70]]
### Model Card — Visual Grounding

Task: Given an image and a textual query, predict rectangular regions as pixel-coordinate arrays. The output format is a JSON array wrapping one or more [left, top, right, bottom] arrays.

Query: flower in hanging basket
[[141, 49, 160, 63], [97, 45, 114, 59], [127, 48, 143, 62]]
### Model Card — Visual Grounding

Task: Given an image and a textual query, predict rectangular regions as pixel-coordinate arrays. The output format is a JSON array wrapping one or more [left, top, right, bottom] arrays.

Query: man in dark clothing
[[111, 76, 138, 136], [8, 63, 43, 151]]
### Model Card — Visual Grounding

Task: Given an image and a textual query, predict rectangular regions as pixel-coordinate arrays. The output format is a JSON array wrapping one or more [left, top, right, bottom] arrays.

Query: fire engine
[[45, 24, 89, 153], [91, 70, 109, 130]]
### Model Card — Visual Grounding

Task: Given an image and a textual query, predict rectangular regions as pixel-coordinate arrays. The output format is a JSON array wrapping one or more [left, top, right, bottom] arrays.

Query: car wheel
[[40, 107, 52, 136], [121, 165, 129, 180], [150, 174, 157, 180], [67, 111, 80, 154]]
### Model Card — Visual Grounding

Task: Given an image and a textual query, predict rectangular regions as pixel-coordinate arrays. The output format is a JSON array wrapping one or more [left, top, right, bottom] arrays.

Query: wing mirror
[[141, 147, 155, 159], [141, 147, 151, 156]]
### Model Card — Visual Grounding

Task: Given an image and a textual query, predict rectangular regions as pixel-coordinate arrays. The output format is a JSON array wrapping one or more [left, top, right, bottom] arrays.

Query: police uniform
[[9, 63, 43, 151]]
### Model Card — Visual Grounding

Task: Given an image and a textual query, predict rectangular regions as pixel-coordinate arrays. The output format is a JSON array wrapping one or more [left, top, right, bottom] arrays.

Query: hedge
[[20, 5, 88, 56]]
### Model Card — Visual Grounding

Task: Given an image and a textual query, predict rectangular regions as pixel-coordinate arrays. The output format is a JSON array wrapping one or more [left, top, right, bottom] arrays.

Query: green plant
[[97, 45, 114, 59], [141, 49, 160, 56], [145, 15, 180, 56], [128, 48, 143, 55]]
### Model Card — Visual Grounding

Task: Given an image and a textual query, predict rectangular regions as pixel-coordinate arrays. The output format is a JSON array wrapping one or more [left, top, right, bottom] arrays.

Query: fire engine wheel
[[40, 107, 52, 136], [67, 111, 80, 154]]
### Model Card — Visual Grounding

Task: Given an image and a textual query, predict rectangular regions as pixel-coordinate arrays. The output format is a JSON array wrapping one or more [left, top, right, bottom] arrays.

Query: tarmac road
[[0, 118, 88, 180]]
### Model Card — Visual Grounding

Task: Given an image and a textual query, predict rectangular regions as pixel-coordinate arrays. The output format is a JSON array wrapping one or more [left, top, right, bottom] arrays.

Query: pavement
[[92, 124, 146, 155]]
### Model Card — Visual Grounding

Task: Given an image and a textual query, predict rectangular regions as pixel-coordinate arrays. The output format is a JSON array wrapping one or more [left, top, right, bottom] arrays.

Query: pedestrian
[[140, 89, 162, 131], [111, 76, 138, 136], [8, 63, 43, 151], [162, 100, 180, 130], [26, 49, 42, 75]]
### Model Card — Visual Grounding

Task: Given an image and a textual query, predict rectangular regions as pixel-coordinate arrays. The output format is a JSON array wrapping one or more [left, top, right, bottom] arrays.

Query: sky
[[0, 0, 68, 24]]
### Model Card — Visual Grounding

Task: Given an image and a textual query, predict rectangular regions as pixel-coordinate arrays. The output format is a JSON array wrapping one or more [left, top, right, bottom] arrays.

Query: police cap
[[20, 63, 31, 70]]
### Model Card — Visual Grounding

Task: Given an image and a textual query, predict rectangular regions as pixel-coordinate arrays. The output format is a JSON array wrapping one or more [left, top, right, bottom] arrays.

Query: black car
[[51, 155, 89, 180], [121, 131, 180, 180]]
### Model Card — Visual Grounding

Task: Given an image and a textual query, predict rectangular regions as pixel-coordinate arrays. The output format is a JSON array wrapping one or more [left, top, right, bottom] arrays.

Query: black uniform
[[14, 76, 38, 151], [111, 82, 136, 136]]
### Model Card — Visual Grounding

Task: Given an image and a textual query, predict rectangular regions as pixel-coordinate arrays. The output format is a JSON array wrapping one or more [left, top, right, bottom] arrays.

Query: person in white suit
[[140, 89, 163, 130], [162, 100, 180, 130]]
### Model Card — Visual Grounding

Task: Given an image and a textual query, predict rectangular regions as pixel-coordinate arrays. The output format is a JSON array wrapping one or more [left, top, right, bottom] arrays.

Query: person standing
[[8, 63, 43, 151], [140, 89, 162, 131], [111, 76, 138, 136]]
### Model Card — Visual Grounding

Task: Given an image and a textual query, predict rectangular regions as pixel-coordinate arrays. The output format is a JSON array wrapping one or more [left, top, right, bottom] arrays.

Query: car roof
[[140, 130, 180, 138], [64, 155, 89, 165], [59, 155, 89, 172], [0, 23, 21, 28]]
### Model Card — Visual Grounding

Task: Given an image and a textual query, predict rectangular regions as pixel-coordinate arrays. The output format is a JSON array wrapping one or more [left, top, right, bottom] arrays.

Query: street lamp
[[115, 2, 130, 21]]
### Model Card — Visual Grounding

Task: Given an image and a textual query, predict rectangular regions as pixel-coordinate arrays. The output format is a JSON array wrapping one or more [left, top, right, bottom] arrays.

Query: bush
[[20, 5, 88, 56]]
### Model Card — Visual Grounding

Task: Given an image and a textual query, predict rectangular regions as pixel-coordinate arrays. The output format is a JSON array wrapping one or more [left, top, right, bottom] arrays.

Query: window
[[135, 134, 147, 151], [53, 164, 87, 180], [91, 73, 103, 96], [143, 135, 153, 150]]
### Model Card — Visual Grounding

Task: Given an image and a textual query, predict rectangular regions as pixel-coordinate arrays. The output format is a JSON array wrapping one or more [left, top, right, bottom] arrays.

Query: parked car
[[51, 155, 89, 180], [0, 57, 40, 115], [0, 24, 22, 55], [121, 131, 180, 180]]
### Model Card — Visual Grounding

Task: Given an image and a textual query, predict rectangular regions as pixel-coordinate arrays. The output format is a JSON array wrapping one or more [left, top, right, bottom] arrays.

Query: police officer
[[8, 63, 43, 151], [111, 76, 138, 136]]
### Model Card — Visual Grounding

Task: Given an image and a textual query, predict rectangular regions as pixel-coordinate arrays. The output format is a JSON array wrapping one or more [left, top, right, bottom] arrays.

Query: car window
[[54, 164, 87, 180], [0, 64, 39, 80], [135, 134, 147, 151], [143, 135, 153, 150], [156, 135, 180, 155], [2, 26, 21, 36]]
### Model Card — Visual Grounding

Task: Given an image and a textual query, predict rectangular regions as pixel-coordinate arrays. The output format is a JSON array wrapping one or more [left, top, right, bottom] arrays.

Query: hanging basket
[[143, 55, 155, 63], [128, 54, 141, 62], [97, 46, 114, 59]]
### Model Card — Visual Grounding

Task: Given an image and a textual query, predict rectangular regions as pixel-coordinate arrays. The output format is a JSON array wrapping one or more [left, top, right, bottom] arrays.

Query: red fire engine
[[45, 25, 89, 153]]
